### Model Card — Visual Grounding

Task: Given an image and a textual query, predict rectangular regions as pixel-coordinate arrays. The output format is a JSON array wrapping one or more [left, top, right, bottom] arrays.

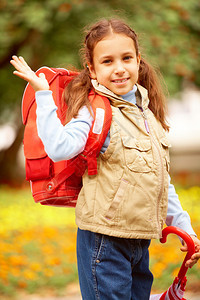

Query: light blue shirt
[[35, 88, 196, 236]]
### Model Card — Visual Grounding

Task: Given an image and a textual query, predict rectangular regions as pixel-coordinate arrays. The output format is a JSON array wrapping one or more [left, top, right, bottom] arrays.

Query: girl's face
[[88, 33, 141, 96]]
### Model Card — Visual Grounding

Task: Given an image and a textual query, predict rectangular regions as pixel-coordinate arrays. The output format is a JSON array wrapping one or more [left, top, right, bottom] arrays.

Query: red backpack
[[22, 67, 112, 207]]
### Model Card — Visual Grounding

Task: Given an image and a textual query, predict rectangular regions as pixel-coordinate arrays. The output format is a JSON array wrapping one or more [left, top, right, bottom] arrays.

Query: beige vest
[[75, 83, 170, 239]]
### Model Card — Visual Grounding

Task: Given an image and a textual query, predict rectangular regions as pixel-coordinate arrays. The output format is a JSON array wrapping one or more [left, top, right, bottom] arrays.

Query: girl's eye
[[124, 56, 132, 61], [102, 59, 112, 64]]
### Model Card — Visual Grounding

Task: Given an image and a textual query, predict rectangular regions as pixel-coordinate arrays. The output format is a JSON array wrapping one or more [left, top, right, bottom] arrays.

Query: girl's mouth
[[112, 78, 129, 84]]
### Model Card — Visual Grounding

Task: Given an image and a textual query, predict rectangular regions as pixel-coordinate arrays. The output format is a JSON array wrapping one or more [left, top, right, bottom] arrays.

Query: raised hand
[[10, 56, 49, 92]]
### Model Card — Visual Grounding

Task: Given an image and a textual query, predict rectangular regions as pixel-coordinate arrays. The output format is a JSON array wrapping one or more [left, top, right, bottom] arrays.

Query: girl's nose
[[114, 62, 125, 75]]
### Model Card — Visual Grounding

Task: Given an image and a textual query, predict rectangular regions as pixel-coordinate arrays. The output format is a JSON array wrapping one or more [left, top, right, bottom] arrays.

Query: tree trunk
[[0, 121, 25, 186]]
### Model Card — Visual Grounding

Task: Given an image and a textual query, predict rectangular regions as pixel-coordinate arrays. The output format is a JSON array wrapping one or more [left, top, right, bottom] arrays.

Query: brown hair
[[64, 18, 169, 131]]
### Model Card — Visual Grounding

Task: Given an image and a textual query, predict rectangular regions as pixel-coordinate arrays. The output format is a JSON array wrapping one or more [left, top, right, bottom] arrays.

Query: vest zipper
[[138, 106, 164, 233], [136, 105, 150, 134], [150, 133, 165, 234], [141, 111, 150, 133]]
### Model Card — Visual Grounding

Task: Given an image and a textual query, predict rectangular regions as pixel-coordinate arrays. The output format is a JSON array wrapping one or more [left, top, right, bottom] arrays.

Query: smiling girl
[[10, 18, 200, 300], [88, 33, 141, 95]]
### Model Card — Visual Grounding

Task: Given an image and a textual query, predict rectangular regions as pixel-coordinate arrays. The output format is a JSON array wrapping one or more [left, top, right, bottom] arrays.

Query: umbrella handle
[[160, 226, 195, 280]]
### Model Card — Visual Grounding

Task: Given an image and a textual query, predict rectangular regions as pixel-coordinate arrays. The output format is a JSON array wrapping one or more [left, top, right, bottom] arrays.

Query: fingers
[[10, 57, 21, 72], [180, 237, 200, 268], [180, 241, 188, 252], [192, 251, 200, 262], [10, 55, 50, 91], [18, 56, 31, 69], [10, 55, 32, 74], [10, 56, 23, 69], [10, 55, 36, 83], [180, 245, 188, 252], [11, 55, 28, 66], [12, 70, 32, 81], [185, 259, 196, 268], [184, 245, 200, 268], [185, 253, 200, 268]]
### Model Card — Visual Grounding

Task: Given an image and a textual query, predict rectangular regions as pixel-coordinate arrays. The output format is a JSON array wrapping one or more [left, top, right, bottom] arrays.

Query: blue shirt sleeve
[[166, 175, 196, 236], [35, 90, 93, 162]]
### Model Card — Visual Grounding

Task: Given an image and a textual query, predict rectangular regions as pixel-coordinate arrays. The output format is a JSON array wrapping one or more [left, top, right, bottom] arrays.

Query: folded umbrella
[[150, 226, 195, 300]]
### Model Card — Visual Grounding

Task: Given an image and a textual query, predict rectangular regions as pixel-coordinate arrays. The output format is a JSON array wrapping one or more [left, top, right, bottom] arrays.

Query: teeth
[[114, 79, 127, 83]]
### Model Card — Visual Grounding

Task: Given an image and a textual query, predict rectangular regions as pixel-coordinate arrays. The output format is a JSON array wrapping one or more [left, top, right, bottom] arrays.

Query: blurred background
[[0, 0, 200, 298]]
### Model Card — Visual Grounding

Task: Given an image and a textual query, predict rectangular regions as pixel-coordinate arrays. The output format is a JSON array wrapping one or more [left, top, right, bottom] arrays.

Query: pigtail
[[138, 58, 170, 131], [63, 68, 93, 124]]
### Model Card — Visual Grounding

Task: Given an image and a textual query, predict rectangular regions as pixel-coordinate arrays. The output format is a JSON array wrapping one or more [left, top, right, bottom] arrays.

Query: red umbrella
[[150, 226, 195, 300]]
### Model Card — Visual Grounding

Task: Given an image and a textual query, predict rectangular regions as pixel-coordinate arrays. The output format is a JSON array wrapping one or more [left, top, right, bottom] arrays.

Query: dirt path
[[3, 283, 81, 300], [6, 284, 200, 300], [15, 291, 200, 300]]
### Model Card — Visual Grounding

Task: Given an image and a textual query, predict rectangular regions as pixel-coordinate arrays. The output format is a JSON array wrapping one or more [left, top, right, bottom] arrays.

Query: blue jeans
[[77, 228, 153, 300]]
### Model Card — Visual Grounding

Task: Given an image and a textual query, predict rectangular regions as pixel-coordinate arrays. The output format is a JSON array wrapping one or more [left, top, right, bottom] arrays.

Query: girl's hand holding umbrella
[[181, 235, 200, 268], [150, 227, 199, 300]]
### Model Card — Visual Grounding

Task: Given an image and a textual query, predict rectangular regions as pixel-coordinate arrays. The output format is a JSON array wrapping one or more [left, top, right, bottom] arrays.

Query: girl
[[11, 18, 200, 300]]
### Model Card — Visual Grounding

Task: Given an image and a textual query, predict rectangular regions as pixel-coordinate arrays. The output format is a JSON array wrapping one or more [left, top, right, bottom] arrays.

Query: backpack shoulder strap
[[46, 91, 112, 192], [80, 90, 112, 175]]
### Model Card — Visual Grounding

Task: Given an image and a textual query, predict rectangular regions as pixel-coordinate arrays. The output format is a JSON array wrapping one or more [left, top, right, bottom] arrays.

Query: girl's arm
[[36, 90, 93, 161], [167, 176, 200, 268], [166, 176, 196, 235], [10, 55, 93, 161]]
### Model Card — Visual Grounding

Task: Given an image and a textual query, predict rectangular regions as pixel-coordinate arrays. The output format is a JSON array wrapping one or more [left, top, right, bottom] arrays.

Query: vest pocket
[[121, 136, 153, 172], [160, 136, 171, 172], [105, 179, 128, 220], [160, 136, 171, 151]]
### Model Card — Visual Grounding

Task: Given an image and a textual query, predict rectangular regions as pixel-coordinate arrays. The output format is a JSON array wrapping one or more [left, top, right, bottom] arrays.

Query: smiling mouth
[[112, 78, 129, 83]]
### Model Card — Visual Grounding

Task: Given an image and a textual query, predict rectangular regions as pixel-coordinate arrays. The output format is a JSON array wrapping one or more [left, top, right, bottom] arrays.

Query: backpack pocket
[[23, 115, 53, 181], [25, 155, 52, 181]]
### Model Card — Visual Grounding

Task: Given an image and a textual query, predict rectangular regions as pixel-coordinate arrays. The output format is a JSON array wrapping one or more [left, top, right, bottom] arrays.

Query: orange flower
[[45, 256, 61, 266], [151, 262, 166, 278], [9, 255, 27, 266], [30, 262, 41, 272], [18, 281, 27, 288], [43, 268, 54, 277], [0, 269, 8, 281], [10, 268, 21, 277], [23, 269, 37, 280]]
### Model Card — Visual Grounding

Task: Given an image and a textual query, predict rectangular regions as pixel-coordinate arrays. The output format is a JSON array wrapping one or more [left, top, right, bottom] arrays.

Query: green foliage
[[0, 0, 200, 121]]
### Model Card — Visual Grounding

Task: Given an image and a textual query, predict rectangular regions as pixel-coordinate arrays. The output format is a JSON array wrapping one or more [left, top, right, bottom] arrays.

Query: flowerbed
[[150, 185, 200, 292], [0, 187, 78, 297], [0, 185, 200, 297]]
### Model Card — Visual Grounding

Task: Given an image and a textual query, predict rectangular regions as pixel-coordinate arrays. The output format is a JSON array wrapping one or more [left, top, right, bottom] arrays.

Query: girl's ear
[[87, 63, 97, 79], [137, 53, 141, 68]]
